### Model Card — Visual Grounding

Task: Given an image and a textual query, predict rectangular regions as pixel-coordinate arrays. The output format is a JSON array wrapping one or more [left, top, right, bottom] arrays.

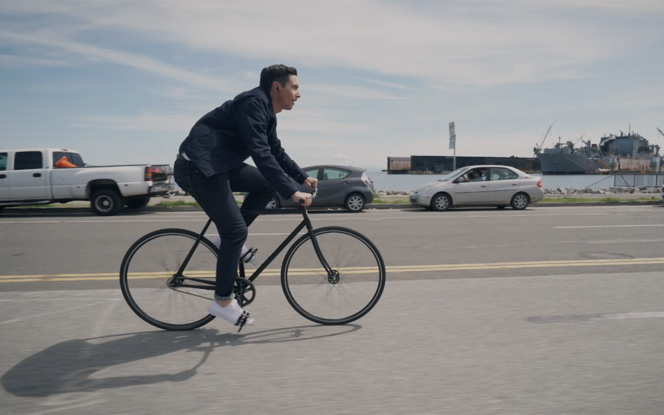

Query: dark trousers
[[174, 156, 275, 300]]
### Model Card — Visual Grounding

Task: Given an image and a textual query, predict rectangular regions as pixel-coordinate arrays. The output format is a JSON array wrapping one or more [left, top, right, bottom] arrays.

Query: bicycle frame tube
[[180, 201, 335, 287], [170, 219, 217, 291], [175, 210, 307, 289], [242, 205, 334, 281], [176, 218, 214, 277], [243, 212, 308, 282], [298, 207, 334, 275]]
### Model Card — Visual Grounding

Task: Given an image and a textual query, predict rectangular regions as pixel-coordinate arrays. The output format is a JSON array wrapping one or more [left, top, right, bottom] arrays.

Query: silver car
[[410, 165, 544, 211], [267, 165, 374, 212]]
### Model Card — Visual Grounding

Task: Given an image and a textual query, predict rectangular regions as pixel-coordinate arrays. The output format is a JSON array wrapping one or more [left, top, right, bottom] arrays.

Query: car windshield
[[438, 167, 468, 182]]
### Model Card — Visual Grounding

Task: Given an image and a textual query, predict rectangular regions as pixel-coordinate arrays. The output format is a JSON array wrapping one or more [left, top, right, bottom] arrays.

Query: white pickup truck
[[0, 148, 174, 216]]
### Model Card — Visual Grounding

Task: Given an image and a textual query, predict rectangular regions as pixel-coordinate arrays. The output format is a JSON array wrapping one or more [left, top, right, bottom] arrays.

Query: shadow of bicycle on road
[[2, 324, 360, 398]]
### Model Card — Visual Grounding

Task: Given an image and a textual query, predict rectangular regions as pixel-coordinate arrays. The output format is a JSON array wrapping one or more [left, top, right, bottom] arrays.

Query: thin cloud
[[279, 117, 371, 134], [0, 54, 70, 68], [356, 77, 413, 90], [0, 30, 230, 91], [69, 112, 196, 131], [2, 0, 654, 87], [305, 84, 405, 100]]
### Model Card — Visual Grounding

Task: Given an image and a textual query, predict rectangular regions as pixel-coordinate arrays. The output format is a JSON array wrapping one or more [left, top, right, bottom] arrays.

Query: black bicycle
[[119, 195, 386, 331]]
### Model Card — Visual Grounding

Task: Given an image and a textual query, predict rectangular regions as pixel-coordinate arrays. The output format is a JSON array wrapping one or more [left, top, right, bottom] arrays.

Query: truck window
[[14, 151, 44, 170], [53, 151, 84, 168], [0, 152, 7, 171]]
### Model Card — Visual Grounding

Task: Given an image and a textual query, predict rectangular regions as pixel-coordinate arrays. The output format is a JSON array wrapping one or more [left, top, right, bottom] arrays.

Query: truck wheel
[[126, 196, 150, 209], [91, 189, 122, 216]]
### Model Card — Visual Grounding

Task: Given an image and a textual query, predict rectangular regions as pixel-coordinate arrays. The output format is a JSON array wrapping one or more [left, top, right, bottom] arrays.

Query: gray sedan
[[267, 165, 374, 212], [410, 165, 544, 211]]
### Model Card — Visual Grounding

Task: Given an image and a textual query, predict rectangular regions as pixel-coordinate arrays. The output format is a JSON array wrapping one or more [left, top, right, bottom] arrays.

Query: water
[[366, 171, 663, 192]]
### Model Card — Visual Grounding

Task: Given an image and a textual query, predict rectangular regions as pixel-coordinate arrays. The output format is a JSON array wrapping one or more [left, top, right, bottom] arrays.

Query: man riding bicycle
[[173, 64, 318, 330]]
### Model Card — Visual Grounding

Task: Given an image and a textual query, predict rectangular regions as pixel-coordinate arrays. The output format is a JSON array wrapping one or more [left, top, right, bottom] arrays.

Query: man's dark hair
[[260, 64, 297, 91]]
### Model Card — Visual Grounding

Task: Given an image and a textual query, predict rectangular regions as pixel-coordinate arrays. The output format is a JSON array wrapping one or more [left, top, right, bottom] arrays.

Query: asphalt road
[[2, 205, 664, 414]]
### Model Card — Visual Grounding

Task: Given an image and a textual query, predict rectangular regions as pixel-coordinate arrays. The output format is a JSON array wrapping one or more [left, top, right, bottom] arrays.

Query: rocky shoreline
[[543, 186, 661, 195], [374, 187, 662, 202], [376, 186, 661, 196]]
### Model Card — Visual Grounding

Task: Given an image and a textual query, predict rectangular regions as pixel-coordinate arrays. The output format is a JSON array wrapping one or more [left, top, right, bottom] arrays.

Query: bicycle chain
[[167, 278, 256, 305]]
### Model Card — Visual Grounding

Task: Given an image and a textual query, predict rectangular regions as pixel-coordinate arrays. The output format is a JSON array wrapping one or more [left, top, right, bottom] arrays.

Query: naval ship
[[534, 130, 662, 175]]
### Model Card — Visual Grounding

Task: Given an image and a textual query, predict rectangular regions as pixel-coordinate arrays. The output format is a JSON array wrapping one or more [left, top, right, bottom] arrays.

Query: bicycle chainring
[[234, 277, 256, 307]]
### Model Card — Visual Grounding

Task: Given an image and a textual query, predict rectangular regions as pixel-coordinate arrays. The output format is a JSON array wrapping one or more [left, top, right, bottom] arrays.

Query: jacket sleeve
[[268, 130, 308, 185], [234, 98, 306, 199]]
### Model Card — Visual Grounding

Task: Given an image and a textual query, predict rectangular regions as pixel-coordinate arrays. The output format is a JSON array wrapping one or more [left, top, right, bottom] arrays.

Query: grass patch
[[7, 204, 63, 209], [372, 196, 409, 204], [539, 197, 617, 203], [153, 200, 200, 208], [539, 196, 657, 203], [153, 199, 243, 208]]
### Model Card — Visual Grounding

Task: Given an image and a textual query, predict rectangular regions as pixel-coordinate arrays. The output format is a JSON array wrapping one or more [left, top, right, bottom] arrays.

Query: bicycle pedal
[[240, 247, 258, 264], [236, 310, 253, 332]]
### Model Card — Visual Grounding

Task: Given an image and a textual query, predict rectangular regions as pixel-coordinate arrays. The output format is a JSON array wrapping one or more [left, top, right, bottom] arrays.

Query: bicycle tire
[[119, 228, 217, 331], [281, 226, 386, 325]]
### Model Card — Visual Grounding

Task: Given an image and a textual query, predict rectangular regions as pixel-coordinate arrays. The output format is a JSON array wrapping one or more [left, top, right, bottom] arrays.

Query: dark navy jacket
[[179, 87, 307, 199]]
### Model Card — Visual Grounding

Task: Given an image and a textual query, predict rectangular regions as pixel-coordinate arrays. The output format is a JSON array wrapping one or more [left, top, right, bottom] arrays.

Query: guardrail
[[613, 173, 664, 188]]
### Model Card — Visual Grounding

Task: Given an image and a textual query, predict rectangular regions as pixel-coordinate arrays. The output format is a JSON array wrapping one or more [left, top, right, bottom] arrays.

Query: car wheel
[[344, 193, 366, 212], [91, 189, 122, 216], [265, 196, 279, 209], [510, 193, 530, 210], [431, 193, 451, 211], [126, 196, 150, 209]]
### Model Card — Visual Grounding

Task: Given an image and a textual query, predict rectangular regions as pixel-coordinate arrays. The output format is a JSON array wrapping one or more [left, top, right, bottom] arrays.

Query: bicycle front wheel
[[281, 226, 386, 325], [119, 228, 217, 331]]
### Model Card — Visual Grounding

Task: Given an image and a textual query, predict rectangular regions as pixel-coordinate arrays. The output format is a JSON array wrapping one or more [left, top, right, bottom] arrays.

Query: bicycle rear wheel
[[281, 226, 386, 325], [119, 228, 217, 331]]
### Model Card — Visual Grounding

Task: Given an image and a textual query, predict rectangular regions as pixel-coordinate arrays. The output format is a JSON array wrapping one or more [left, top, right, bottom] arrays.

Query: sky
[[1, 0, 663, 171]]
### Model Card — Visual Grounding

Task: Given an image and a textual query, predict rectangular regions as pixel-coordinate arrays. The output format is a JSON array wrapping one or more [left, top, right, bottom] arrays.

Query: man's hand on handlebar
[[292, 191, 313, 207], [304, 176, 318, 190], [291, 176, 318, 206]]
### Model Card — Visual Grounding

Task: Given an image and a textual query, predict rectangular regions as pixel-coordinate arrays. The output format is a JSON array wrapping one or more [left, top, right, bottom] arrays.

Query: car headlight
[[416, 184, 436, 193]]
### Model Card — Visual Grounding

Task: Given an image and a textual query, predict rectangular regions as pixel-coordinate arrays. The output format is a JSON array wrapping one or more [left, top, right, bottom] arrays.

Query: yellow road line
[[1, 257, 663, 283]]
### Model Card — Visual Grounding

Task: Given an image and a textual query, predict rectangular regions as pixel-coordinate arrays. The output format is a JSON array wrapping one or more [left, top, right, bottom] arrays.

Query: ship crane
[[534, 121, 556, 155], [657, 127, 664, 139], [573, 134, 586, 145]]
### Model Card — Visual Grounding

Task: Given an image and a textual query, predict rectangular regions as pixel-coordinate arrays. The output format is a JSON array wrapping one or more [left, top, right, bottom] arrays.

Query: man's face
[[276, 75, 300, 111]]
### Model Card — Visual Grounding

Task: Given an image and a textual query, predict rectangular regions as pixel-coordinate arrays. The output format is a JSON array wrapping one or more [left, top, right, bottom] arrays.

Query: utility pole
[[449, 122, 456, 171], [657, 128, 664, 174]]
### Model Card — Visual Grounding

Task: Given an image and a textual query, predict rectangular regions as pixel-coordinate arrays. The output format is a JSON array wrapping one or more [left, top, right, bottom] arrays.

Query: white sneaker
[[213, 236, 259, 265], [208, 299, 255, 331]]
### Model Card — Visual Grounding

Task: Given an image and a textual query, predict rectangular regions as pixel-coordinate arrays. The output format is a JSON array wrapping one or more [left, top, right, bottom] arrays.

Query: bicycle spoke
[[120, 229, 217, 330], [282, 227, 385, 325]]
